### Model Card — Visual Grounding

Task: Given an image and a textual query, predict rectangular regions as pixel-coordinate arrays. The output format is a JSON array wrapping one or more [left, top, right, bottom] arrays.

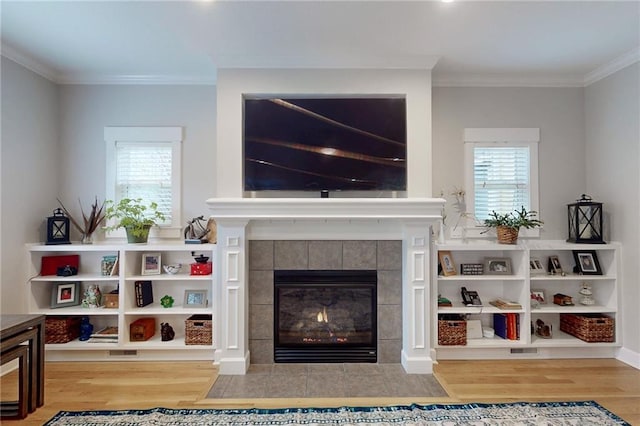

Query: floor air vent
[[109, 350, 138, 357], [510, 348, 538, 354]]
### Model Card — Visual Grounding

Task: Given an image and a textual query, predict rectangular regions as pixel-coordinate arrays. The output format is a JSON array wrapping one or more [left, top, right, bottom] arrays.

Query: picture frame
[[51, 282, 81, 308], [184, 289, 208, 308], [141, 253, 161, 275], [530, 289, 546, 305], [438, 251, 457, 276], [484, 257, 512, 275], [573, 250, 602, 275], [529, 257, 546, 275], [548, 255, 563, 274]]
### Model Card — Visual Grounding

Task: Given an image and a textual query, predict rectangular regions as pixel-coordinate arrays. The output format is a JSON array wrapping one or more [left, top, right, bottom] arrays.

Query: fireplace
[[274, 270, 377, 363]]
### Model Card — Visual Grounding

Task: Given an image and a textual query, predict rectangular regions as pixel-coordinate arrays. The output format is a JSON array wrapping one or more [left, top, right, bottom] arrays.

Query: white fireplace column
[[207, 198, 444, 375], [401, 221, 435, 373], [213, 219, 250, 374]]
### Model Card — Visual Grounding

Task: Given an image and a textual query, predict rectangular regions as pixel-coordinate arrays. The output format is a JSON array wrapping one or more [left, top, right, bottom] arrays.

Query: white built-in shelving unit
[[433, 240, 621, 360], [26, 242, 216, 361]]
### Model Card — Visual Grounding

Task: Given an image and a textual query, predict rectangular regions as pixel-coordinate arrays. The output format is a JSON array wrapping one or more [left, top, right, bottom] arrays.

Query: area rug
[[45, 401, 630, 425]]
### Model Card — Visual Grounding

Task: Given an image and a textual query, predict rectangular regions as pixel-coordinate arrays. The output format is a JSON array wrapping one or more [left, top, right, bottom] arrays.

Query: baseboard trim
[[616, 347, 640, 369]]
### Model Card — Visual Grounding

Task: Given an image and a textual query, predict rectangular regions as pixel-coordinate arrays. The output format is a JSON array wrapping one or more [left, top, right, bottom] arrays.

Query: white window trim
[[463, 128, 540, 239], [105, 126, 183, 240]]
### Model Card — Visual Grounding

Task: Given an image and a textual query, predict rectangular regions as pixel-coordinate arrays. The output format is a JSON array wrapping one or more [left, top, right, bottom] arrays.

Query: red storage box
[[130, 318, 156, 341], [190, 262, 212, 275]]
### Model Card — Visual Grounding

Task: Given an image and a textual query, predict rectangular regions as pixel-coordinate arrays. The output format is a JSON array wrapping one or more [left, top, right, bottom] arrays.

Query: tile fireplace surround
[[206, 198, 444, 375]]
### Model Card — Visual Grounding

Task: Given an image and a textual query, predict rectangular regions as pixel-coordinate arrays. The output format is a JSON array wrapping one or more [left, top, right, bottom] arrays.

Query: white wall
[[58, 84, 217, 239], [1, 57, 59, 314], [585, 63, 640, 362], [432, 87, 586, 239], [216, 68, 433, 198]]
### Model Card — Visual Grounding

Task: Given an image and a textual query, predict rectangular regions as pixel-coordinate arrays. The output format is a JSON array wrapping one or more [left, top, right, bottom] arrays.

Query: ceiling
[[1, 1, 639, 87]]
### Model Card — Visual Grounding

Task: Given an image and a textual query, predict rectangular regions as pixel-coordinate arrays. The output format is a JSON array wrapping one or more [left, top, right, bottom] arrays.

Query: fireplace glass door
[[274, 270, 377, 363]]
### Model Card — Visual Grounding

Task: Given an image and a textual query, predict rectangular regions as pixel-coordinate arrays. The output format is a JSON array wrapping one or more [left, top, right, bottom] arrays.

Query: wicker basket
[[560, 313, 614, 342], [438, 318, 467, 346], [45, 316, 81, 344], [497, 226, 519, 244], [185, 314, 212, 345]]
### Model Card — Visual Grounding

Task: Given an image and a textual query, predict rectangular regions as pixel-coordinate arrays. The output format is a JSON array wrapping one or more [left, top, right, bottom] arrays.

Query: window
[[464, 128, 540, 237], [105, 127, 183, 239]]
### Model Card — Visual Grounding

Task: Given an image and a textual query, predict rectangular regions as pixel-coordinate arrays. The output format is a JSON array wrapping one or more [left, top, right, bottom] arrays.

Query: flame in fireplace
[[316, 307, 329, 323]]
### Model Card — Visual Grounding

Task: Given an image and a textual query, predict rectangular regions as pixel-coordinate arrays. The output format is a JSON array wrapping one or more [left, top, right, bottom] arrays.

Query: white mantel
[[206, 197, 445, 374], [207, 197, 444, 220]]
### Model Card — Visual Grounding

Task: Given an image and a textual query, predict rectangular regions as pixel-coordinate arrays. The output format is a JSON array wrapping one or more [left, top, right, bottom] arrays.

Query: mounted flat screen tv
[[243, 96, 407, 193]]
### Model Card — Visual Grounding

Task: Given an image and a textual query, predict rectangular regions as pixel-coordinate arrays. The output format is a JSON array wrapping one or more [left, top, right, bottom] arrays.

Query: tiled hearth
[[248, 240, 402, 364]]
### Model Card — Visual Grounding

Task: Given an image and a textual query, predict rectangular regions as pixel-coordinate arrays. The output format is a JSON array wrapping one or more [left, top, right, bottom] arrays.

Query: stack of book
[[87, 326, 118, 343], [489, 298, 523, 310], [493, 313, 520, 340]]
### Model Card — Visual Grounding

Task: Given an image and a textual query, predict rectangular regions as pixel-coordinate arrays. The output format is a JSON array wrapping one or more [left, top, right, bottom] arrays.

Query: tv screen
[[243, 96, 407, 192]]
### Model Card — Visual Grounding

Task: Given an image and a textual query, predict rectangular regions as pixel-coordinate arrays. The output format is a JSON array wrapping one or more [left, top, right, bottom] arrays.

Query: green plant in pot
[[483, 206, 543, 244], [105, 198, 166, 243]]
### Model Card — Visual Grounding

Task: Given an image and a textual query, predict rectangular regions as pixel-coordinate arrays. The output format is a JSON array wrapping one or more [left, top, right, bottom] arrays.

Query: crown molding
[[214, 54, 441, 71], [583, 47, 640, 87], [2, 41, 638, 87], [1, 43, 60, 83], [432, 73, 585, 88], [55, 73, 217, 85]]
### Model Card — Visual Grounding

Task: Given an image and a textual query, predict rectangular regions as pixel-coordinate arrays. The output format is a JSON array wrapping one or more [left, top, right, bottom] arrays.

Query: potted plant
[[483, 206, 543, 244], [104, 198, 166, 243]]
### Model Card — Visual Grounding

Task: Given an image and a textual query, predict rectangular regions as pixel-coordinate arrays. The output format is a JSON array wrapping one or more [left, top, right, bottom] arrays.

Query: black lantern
[[46, 208, 71, 245], [567, 194, 605, 244]]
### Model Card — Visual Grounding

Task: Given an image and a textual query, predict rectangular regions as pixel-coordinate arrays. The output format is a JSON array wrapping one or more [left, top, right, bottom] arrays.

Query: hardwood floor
[[1, 359, 638, 425]]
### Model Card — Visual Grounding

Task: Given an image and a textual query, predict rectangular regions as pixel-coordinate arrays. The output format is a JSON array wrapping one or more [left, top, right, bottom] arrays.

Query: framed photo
[[184, 289, 208, 308], [438, 251, 457, 276], [529, 257, 546, 275], [573, 250, 602, 275], [548, 255, 563, 274], [51, 282, 81, 308], [141, 253, 161, 275], [484, 257, 512, 275], [530, 289, 546, 305]]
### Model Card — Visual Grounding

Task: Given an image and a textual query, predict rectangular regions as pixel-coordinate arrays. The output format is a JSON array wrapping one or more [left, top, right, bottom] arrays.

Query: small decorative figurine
[[79, 316, 93, 341], [160, 294, 174, 308], [184, 216, 211, 243], [579, 282, 595, 305], [82, 284, 102, 308], [161, 323, 175, 341]]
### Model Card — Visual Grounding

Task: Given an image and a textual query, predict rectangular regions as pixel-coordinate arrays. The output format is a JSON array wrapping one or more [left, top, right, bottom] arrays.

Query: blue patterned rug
[[44, 401, 629, 425]]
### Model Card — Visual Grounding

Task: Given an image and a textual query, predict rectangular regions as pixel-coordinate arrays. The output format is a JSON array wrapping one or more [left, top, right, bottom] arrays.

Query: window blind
[[116, 142, 172, 223], [473, 146, 530, 221]]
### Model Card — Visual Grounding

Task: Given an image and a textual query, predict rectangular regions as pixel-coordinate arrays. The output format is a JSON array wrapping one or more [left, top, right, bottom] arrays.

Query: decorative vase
[[496, 226, 519, 244], [81, 233, 94, 244], [79, 316, 93, 341], [125, 225, 151, 244]]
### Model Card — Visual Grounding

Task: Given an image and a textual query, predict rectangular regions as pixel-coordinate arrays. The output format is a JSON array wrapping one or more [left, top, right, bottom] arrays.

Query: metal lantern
[[46, 208, 71, 245], [567, 194, 605, 244]]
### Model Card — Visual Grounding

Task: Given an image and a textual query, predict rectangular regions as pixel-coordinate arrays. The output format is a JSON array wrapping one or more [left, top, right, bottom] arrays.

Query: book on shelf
[[88, 326, 118, 343], [493, 313, 520, 340], [90, 326, 118, 338], [134, 281, 153, 307], [493, 313, 508, 339], [110, 255, 119, 276], [489, 298, 523, 310], [101, 255, 118, 276]]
